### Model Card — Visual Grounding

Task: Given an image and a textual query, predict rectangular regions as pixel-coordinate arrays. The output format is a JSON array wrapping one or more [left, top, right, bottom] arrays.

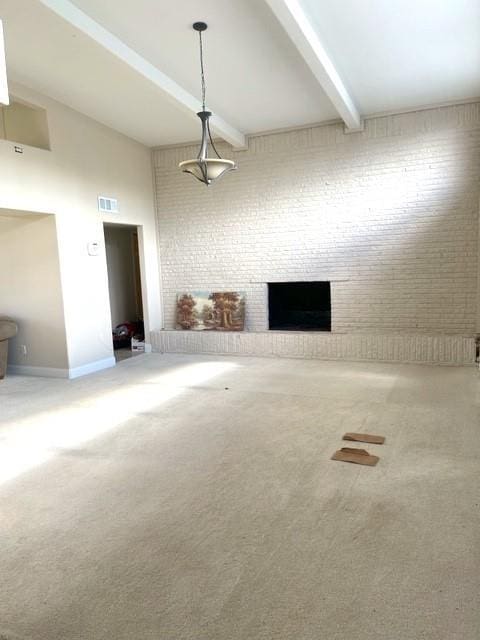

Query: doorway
[[103, 223, 144, 362]]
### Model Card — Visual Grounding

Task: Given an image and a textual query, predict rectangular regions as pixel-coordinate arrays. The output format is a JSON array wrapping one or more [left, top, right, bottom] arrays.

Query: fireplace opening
[[268, 282, 331, 331]]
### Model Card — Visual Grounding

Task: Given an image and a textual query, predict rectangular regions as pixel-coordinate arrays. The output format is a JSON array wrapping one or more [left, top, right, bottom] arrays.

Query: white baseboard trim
[[8, 364, 69, 378], [68, 356, 116, 379], [8, 356, 116, 379]]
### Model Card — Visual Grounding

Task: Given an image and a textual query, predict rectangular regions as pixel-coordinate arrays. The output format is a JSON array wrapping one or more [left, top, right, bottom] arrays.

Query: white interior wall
[[477, 194, 480, 336], [104, 224, 139, 329], [0, 83, 161, 376], [0, 19, 7, 107], [0, 210, 68, 371], [153, 103, 480, 337]]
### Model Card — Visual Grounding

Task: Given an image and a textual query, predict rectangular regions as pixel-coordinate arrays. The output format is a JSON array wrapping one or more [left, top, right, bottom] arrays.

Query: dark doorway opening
[[268, 282, 331, 331], [104, 223, 144, 361]]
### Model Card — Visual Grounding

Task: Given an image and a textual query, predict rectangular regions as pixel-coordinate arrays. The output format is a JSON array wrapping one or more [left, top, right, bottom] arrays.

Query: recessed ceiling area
[[0, 0, 478, 147]]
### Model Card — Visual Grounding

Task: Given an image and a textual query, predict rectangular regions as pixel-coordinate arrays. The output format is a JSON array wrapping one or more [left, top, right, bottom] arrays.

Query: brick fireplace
[[150, 102, 480, 365], [268, 282, 331, 331]]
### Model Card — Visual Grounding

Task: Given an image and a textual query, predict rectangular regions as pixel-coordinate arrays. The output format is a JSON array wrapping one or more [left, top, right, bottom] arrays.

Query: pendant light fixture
[[179, 22, 237, 186]]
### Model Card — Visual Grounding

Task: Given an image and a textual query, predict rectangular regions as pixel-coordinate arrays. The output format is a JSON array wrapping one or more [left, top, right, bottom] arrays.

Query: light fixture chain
[[198, 30, 206, 111]]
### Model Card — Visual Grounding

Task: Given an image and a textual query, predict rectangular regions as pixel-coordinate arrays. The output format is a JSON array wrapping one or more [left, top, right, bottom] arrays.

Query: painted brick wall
[[153, 103, 480, 337]]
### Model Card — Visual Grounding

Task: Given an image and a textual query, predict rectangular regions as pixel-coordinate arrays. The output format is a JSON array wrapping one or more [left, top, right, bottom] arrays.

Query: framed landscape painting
[[176, 291, 245, 331]]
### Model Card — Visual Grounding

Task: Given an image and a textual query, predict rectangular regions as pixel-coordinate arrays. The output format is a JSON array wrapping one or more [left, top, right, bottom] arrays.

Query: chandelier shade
[[179, 23, 237, 186], [179, 156, 237, 184]]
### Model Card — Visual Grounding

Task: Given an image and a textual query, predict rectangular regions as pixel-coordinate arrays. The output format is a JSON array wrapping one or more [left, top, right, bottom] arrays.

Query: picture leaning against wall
[[176, 292, 245, 331]]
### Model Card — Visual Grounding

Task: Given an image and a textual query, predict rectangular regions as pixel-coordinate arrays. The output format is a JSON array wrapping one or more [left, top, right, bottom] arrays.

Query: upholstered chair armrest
[[0, 317, 18, 341]]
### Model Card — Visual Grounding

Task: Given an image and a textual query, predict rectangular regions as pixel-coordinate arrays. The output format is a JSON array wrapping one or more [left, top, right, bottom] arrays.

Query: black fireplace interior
[[268, 281, 331, 331]]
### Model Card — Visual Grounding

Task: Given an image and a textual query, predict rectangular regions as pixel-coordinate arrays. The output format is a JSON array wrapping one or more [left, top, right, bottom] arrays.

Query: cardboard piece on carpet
[[331, 447, 379, 466], [343, 432, 385, 445]]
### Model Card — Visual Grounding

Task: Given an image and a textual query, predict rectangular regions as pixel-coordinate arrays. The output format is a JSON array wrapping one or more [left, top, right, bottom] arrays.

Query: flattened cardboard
[[331, 447, 379, 467], [343, 432, 385, 445]]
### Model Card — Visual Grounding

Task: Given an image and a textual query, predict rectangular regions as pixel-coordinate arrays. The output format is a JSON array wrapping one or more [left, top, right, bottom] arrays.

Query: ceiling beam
[[264, 0, 362, 130], [0, 20, 9, 105], [37, 0, 246, 148]]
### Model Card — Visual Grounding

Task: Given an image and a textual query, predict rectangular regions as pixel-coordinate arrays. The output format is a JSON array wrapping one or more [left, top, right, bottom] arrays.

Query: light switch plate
[[87, 241, 100, 256]]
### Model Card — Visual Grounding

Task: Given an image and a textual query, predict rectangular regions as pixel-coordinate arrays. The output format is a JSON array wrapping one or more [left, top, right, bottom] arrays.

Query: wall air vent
[[98, 196, 118, 213]]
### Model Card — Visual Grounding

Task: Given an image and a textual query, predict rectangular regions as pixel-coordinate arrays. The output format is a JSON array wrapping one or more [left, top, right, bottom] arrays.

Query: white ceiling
[[0, 0, 478, 147], [304, 0, 480, 114]]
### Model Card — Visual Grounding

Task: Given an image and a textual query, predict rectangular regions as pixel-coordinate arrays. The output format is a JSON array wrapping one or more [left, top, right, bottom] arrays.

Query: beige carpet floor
[[0, 353, 479, 640]]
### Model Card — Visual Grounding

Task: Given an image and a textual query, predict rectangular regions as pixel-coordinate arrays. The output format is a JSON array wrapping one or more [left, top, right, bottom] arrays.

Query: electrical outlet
[[20, 344, 27, 356]]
